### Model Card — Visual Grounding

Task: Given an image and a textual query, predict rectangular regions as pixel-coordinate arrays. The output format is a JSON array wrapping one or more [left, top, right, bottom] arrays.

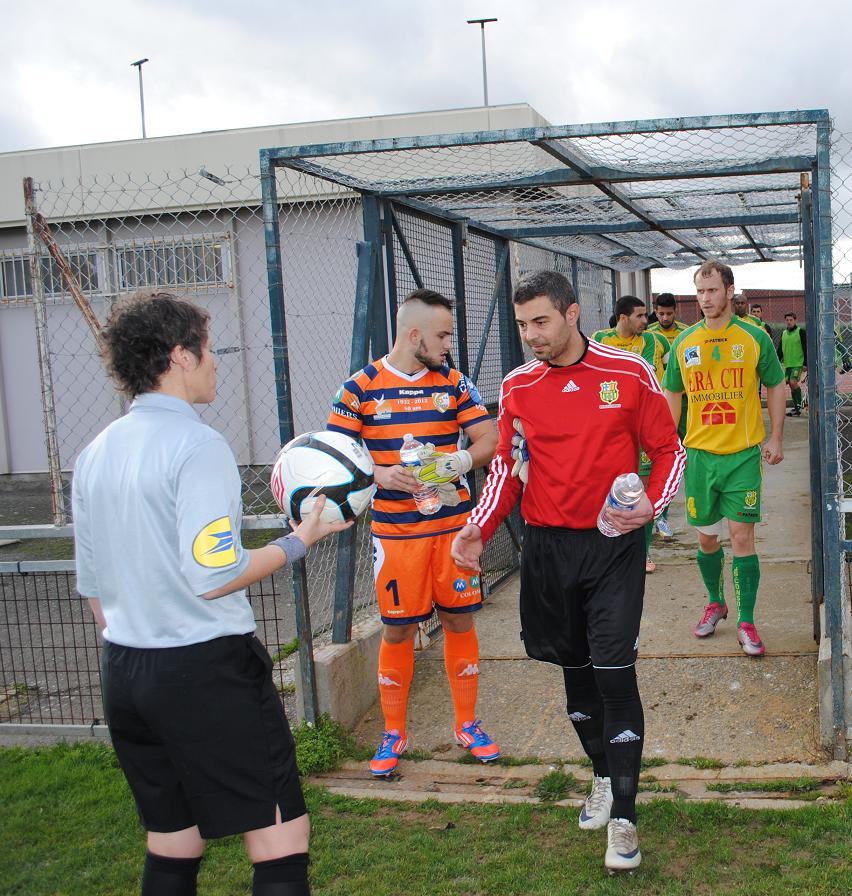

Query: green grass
[[708, 777, 825, 795], [455, 752, 541, 767], [534, 769, 578, 801], [269, 637, 299, 664], [676, 756, 727, 770], [2, 743, 851, 895], [292, 715, 361, 776]]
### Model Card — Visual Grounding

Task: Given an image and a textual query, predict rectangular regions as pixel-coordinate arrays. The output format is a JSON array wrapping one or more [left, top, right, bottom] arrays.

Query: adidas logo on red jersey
[[562, 380, 580, 393]]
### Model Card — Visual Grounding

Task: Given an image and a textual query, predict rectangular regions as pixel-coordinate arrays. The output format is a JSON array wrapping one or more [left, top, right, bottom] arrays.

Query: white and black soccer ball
[[270, 430, 375, 523]]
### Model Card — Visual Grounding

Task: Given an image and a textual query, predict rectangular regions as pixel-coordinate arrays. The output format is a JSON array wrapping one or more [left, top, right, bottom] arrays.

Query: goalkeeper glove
[[510, 417, 529, 485], [415, 444, 473, 483], [435, 481, 462, 507]]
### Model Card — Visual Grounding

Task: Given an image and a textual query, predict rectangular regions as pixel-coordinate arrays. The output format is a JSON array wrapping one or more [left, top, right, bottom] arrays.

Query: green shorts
[[684, 445, 762, 527], [785, 367, 803, 383], [639, 448, 652, 477]]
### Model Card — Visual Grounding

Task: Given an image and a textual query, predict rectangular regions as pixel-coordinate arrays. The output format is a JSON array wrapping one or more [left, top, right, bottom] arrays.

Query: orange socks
[[377, 637, 414, 736], [443, 627, 480, 729]]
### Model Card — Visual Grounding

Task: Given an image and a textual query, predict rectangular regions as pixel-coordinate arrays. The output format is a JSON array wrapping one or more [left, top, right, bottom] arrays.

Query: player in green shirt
[[648, 293, 688, 539], [778, 312, 807, 416], [593, 296, 667, 572], [663, 261, 786, 657]]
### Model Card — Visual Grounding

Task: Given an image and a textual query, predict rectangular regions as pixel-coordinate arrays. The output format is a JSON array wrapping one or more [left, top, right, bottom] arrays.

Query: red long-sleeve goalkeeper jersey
[[470, 336, 686, 543]]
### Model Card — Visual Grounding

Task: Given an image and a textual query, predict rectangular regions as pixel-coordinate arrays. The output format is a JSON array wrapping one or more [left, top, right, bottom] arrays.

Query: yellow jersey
[[662, 317, 783, 454], [648, 319, 688, 347], [591, 328, 666, 380]]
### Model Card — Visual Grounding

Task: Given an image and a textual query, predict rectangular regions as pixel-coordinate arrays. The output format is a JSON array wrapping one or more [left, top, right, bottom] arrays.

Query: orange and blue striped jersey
[[327, 356, 492, 539]]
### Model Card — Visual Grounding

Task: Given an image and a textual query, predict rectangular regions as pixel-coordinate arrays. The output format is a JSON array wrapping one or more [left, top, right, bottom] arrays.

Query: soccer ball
[[270, 431, 375, 523]]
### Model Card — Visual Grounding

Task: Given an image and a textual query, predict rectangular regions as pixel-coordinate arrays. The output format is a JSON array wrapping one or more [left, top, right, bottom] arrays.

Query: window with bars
[[0, 251, 101, 303], [114, 234, 231, 291]]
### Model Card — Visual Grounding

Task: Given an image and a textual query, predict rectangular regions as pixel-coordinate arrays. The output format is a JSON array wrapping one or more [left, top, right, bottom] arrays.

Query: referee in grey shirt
[[73, 290, 349, 896]]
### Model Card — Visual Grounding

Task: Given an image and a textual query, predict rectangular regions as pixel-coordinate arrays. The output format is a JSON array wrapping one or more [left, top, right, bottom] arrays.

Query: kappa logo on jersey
[[599, 381, 619, 405], [731, 344, 745, 361], [744, 490, 758, 508], [374, 394, 391, 419], [687, 496, 697, 518], [562, 379, 580, 393], [432, 392, 450, 413], [378, 673, 401, 687], [701, 401, 737, 426], [684, 345, 701, 368], [453, 577, 468, 592], [192, 517, 237, 568]]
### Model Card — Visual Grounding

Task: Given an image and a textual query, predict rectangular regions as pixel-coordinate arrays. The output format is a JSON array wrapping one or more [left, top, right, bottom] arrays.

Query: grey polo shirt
[[72, 392, 255, 648]]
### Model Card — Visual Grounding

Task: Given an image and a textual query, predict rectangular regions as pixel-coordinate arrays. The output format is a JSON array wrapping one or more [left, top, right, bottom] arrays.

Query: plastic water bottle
[[597, 472, 645, 537], [400, 433, 441, 516]]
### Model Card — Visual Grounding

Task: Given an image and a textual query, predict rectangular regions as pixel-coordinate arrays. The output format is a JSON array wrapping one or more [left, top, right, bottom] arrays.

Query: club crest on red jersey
[[599, 381, 619, 404]]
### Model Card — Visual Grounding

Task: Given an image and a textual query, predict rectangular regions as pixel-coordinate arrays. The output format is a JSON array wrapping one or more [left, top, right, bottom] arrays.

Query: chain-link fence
[[0, 564, 303, 727]]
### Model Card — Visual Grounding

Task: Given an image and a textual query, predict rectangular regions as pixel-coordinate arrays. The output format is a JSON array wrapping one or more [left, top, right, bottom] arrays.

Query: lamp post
[[466, 18, 497, 106], [130, 58, 149, 139]]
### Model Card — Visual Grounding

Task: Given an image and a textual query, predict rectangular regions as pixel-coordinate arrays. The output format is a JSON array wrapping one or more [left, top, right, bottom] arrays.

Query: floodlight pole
[[131, 58, 149, 139], [467, 18, 497, 106]]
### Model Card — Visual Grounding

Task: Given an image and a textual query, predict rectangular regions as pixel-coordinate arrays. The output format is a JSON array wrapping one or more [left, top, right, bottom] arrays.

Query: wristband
[[271, 533, 307, 563]]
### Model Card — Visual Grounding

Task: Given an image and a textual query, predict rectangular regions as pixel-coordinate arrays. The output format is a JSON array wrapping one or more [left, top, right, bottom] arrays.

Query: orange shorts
[[372, 531, 483, 625]]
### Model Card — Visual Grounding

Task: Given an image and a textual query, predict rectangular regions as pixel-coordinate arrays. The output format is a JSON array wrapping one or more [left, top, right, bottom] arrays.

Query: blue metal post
[[452, 222, 470, 375], [382, 201, 399, 335], [331, 239, 376, 645], [362, 195, 390, 356], [495, 238, 522, 373], [259, 152, 318, 722], [813, 123, 847, 756], [800, 185, 824, 640]]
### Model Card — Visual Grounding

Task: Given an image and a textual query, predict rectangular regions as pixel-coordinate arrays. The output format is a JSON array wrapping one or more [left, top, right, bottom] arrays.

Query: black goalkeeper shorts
[[519, 525, 645, 669]]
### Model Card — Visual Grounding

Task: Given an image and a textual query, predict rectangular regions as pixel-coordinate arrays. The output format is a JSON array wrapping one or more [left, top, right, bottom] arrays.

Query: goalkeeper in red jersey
[[452, 271, 684, 873]]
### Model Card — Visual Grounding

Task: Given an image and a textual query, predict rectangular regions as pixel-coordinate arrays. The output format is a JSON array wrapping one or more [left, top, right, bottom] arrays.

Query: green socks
[[791, 386, 802, 410], [644, 521, 653, 555], [697, 547, 725, 605], [732, 554, 760, 625]]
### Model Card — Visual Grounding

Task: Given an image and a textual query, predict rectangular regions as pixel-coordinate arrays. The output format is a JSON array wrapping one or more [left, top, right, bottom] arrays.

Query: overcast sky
[[4, 0, 850, 290]]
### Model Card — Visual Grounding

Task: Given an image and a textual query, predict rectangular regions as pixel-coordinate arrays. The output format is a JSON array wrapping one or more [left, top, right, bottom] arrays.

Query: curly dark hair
[[99, 290, 209, 398]]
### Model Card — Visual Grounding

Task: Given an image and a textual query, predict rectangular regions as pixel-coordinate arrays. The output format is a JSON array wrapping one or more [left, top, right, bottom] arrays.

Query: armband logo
[[192, 516, 238, 568]]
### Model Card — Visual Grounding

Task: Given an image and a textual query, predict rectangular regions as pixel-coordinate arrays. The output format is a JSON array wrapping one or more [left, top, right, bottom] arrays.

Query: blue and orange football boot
[[454, 720, 500, 762], [369, 729, 408, 777]]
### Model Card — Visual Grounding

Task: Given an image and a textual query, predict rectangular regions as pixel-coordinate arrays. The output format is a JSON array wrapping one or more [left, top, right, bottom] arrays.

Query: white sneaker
[[605, 818, 641, 872], [578, 775, 612, 830]]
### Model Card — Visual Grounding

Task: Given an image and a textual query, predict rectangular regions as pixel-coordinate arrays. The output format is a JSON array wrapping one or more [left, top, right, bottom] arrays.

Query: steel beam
[[259, 110, 827, 162]]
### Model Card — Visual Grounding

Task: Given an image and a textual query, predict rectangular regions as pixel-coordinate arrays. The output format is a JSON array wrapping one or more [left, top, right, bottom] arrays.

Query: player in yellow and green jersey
[[648, 292, 689, 539], [733, 295, 765, 330], [593, 295, 668, 573], [648, 292, 689, 357], [663, 261, 786, 657]]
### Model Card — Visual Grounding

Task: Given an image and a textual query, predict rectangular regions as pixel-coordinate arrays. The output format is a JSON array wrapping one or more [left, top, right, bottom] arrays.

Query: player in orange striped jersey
[[327, 289, 498, 776]]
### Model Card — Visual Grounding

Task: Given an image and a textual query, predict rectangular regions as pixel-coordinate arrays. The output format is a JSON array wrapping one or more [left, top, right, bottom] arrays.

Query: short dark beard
[[415, 341, 445, 371]]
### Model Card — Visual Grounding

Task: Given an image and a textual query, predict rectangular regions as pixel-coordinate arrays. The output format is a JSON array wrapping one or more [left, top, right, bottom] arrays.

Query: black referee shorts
[[519, 525, 645, 669], [101, 634, 306, 839]]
